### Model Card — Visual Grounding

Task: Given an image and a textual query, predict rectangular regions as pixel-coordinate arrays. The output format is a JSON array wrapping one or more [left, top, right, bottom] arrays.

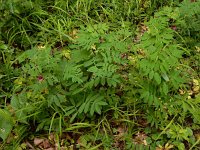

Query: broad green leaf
[[70, 112, 78, 123], [0, 109, 14, 141], [65, 108, 76, 116], [149, 70, 154, 80], [101, 77, 106, 85], [65, 106, 75, 111], [141, 91, 149, 99], [88, 66, 98, 73], [90, 102, 95, 116], [154, 97, 159, 107], [97, 101, 108, 106], [94, 77, 100, 87], [162, 82, 169, 95], [154, 72, 161, 84], [84, 59, 94, 67], [11, 95, 27, 123], [84, 101, 90, 113], [148, 94, 153, 106], [161, 73, 170, 82], [95, 104, 101, 114], [79, 103, 86, 114], [72, 88, 84, 95]]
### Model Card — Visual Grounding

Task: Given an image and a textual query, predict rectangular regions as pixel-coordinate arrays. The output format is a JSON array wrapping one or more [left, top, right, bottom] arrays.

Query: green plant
[[175, 0, 200, 76], [6, 23, 131, 138], [0, 0, 174, 50], [176, 0, 200, 48], [167, 124, 194, 149], [0, 0, 200, 149], [0, 109, 14, 141], [128, 7, 185, 128]]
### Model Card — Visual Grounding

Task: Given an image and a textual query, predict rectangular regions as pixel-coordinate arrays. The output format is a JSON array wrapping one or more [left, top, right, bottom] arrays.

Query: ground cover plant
[[0, 0, 200, 149]]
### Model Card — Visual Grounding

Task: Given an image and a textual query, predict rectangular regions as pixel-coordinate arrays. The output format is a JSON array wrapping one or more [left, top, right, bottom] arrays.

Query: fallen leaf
[[26, 141, 35, 150], [45, 148, 54, 150], [133, 132, 148, 145], [179, 89, 185, 95], [156, 143, 174, 150], [34, 138, 44, 146], [192, 79, 199, 93], [43, 139, 52, 149], [49, 133, 56, 142]]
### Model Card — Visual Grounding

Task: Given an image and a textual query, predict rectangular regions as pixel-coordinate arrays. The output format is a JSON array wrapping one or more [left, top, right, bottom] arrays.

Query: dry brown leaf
[[69, 29, 79, 39], [156, 143, 174, 150], [133, 132, 148, 145], [37, 45, 46, 49], [43, 139, 52, 149], [192, 79, 199, 93], [34, 138, 44, 146], [45, 148, 55, 150], [112, 126, 127, 149], [179, 89, 185, 95], [194, 133, 200, 139], [114, 126, 126, 140], [26, 141, 35, 149], [117, 127, 125, 134], [49, 133, 56, 142], [188, 90, 193, 96]]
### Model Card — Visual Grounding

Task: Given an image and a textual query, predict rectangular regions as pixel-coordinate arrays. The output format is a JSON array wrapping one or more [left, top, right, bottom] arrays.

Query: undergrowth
[[0, 0, 200, 150]]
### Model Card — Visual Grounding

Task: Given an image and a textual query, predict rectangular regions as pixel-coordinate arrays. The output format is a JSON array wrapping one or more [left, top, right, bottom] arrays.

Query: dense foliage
[[0, 0, 200, 149]]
